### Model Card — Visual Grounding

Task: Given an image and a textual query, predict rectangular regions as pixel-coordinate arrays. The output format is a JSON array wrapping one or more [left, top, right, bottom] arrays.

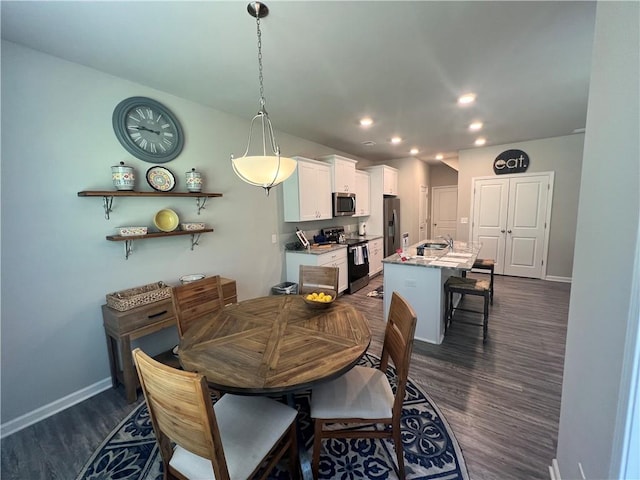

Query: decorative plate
[[153, 209, 179, 232], [146, 166, 176, 192]]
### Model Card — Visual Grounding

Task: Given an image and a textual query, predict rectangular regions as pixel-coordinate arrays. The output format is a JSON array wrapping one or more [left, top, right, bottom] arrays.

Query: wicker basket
[[106, 281, 172, 311]]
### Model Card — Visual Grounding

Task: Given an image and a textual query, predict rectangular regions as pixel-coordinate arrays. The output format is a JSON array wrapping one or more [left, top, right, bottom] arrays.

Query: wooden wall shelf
[[107, 229, 214, 259], [78, 190, 223, 218]]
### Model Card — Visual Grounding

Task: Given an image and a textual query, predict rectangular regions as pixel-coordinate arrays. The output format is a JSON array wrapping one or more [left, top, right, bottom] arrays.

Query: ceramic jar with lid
[[185, 168, 202, 192], [111, 161, 135, 190]]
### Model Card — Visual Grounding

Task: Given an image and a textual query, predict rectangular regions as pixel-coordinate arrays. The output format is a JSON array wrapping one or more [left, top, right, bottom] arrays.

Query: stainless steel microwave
[[333, 192, 356, 217]]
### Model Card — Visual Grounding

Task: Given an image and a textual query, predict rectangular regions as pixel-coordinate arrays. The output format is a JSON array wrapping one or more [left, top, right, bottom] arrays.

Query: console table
[[102, 277, 237, 402]]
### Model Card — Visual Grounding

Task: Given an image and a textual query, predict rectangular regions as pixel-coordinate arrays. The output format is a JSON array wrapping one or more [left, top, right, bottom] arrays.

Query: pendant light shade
[[231, 2, 296, 195]]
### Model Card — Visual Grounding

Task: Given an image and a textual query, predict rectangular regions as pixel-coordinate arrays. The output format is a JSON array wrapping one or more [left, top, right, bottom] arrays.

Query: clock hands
[[132, 125, 161, 135]]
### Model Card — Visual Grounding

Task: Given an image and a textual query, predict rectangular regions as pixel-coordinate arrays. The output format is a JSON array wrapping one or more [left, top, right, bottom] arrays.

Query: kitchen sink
[[421, 242, 448, 249], [416, 242, 448, 256]]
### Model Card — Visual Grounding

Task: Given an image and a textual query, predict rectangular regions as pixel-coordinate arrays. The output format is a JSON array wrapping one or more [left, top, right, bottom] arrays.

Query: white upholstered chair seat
[[170, 394, 298, 479], [311, 366, 394, 420]]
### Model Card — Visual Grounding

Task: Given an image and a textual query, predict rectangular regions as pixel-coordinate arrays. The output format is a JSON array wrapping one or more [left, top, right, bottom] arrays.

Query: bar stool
[[444, 276, 491, 343], [462, 258, 495, 304]]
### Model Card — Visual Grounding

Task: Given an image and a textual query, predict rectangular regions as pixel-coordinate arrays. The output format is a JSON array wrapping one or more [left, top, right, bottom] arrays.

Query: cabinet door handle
[[148, 310, 168, 319]]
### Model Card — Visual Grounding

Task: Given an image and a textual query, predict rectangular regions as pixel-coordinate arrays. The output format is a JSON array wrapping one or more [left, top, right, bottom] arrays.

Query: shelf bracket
[[103, 196, 115, 220], [124, 239, 134, 259], [196, 197, 208, 215], [190, 233, 202, 250]]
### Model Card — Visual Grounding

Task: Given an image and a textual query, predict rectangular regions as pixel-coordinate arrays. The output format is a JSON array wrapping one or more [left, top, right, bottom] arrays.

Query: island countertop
[[382, 239, 481, 270]]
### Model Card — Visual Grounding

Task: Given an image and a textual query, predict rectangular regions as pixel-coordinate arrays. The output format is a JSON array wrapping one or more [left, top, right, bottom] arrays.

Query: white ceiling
[[1, 1, 596, 164]]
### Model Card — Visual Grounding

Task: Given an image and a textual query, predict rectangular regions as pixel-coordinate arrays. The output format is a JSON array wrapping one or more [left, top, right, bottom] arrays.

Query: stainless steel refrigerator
[[383, 197, 401, 257]]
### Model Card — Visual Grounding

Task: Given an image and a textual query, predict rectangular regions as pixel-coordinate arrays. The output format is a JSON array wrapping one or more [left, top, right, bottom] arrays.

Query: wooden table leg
[[104, 331, 118, 389], [120, 335, 138, 403]]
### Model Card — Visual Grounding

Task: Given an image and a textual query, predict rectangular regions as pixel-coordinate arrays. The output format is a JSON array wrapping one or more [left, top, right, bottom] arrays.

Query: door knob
[[500, 229, 506, 233], [507, 229, 512, 234]]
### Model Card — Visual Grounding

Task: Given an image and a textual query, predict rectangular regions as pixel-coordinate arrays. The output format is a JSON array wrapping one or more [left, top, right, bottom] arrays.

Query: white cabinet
[[353, 170, 370, 217], [366, 164, 398, 197], [317, 155, 357, 193], [286, 248, 348, 293], [368, 238, 383, 276], [283, 157, 333, 222]]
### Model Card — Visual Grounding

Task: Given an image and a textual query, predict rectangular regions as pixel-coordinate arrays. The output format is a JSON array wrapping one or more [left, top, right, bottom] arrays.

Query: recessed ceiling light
[[359, 117, 374, 127], [458, 93, 476, 105], [474, 137, 486, 146], [435, 153, 444, 160], [361, 140, 376, 147], [410, 148, 419, 155], [390, 136, 402, 144], [469, 121, 483, 131]]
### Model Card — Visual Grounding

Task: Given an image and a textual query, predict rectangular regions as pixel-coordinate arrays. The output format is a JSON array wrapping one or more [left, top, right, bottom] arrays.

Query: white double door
[[471, 173, 553, 278]]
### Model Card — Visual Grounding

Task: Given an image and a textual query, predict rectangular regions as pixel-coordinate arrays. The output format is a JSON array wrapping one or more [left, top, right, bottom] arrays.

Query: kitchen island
[[382, 240, 481, 344]]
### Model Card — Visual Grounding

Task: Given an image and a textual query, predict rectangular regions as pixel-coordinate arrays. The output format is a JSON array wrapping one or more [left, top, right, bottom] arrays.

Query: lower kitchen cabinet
[[368, 237, 384, 277], [286, 248, 348, 293]]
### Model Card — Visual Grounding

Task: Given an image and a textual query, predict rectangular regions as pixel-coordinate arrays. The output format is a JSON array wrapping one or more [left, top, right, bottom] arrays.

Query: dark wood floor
[[1, 273, 570, 480]]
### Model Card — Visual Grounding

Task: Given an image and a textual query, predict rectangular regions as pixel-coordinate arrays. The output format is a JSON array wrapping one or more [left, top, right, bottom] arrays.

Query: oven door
[[347, 243, 370, 293]]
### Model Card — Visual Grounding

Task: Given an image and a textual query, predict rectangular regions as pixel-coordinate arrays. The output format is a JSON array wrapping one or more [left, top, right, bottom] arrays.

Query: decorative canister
[[185, 168, 202, 192], [111, 161, 135, 191]]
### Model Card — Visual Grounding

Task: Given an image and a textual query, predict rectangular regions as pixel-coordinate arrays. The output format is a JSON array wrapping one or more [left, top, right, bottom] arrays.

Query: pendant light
[[231, 2, 297, 196]]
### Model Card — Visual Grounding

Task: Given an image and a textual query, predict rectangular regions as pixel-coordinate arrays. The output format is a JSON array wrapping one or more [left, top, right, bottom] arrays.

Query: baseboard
[[545, 275, 572, 283], [549, 458, 561, 479], [0, 377, 112, 439]]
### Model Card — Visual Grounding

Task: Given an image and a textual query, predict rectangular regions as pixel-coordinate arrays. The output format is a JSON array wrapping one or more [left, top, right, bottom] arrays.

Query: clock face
[[112, 97, 184, 163]]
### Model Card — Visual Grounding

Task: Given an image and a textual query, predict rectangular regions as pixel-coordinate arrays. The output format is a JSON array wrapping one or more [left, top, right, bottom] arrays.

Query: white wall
[[392, 157, 430, 246], [0, 41, 361, 425], [556, 2, 640, 478], [457, 134, 584, 279]]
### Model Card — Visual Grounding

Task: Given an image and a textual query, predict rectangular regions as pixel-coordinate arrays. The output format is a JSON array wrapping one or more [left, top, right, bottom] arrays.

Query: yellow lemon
[[306, 294, 313, 300], [324, 295, 332, 301]]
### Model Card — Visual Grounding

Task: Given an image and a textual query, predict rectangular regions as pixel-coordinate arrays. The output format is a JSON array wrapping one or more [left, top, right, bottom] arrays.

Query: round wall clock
[[112, 97, 184, 163]]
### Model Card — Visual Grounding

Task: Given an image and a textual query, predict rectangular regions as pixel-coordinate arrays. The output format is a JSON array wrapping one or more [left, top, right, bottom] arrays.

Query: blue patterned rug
[[76, 354, 468, 480]]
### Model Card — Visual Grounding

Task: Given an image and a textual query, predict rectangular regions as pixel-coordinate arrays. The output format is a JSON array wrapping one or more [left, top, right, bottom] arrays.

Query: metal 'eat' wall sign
[[493, 149, 530, 174]]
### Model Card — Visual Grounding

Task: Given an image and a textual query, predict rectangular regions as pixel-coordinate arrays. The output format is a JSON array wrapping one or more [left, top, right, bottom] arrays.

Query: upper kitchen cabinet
[[283, 157, 333, 222], [353, 170, 370, 217], [317, 155, 357, 193], [366, 165, 398, 196]]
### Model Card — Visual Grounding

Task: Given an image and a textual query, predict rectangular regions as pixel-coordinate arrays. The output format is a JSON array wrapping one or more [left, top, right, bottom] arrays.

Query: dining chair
[[310, 291, 417, 479], [299, 265, 339, 296], [172, 275, 225, 338], [132, 348, 300, 480]]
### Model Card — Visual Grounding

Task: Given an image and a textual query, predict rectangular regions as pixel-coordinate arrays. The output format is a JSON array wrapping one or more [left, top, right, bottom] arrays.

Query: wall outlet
[[461, 217, 468, 224], [271, 234, 277, 244]]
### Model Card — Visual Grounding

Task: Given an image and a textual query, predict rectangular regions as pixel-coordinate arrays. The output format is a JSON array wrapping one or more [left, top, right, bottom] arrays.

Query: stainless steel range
[[322, 227, 370, 294]]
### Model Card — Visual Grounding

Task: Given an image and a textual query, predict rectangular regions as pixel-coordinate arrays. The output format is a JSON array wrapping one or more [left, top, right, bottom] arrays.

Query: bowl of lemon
[[302, 291, 336, 309]]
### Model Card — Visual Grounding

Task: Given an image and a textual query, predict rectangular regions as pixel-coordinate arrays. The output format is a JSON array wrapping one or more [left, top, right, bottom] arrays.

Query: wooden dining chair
[[299, 265, 339, 296], [132, 348, 299, 480], [172, 275, 225, 338], [310, 291, 417, 479]]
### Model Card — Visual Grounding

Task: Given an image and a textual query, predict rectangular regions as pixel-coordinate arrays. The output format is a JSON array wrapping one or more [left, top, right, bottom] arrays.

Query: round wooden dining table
[[178, 294, 372, 395]]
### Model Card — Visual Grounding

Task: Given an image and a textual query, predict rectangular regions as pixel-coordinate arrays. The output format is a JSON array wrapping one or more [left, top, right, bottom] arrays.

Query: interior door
[[471, 173, 552, 278], [503, 175, 549, 277], [431, 186, 458, 240], [472, 178, 509, 274]]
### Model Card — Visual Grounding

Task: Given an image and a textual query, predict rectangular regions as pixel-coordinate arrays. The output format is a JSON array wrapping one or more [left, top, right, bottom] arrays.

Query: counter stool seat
[[462, 258, 495, 304], [444, 276, 491, 343]]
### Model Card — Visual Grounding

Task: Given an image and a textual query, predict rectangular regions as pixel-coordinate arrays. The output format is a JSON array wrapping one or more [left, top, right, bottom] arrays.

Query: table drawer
[[102, 298, 175, 334]]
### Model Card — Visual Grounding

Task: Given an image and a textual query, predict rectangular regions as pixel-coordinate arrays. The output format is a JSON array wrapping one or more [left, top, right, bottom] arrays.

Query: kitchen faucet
[[438, 234, 454, 249]]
